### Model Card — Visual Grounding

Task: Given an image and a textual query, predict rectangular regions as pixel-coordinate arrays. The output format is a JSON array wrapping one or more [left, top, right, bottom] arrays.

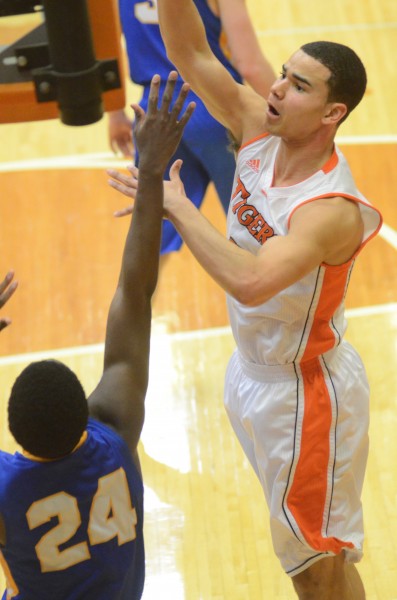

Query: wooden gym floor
[[0, 1, 397, 598]]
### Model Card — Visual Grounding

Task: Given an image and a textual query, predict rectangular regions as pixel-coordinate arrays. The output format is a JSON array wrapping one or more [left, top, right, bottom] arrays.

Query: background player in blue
[[0, 73, 195, 600], [108, 0, 275, 255]]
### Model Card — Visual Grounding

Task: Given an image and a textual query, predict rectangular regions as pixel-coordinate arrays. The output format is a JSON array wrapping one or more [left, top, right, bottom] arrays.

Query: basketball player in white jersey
[[107, 2, 383, 597]]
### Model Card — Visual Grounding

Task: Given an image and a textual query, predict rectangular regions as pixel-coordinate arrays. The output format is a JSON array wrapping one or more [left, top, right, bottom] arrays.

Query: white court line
[[0, 136, 396, 173], [0, 141, 395, 366], [1, 303, 396, 367], [257, 21, 397, 38], [3, 140, 397, 250], [0, 152, 129, 173], [379, 223, 397, 251]]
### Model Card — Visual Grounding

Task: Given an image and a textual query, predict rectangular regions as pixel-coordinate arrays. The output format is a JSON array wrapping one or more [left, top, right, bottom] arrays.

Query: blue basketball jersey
[[118, 0, 243, 251], [119, 0, 242, 85], [0, 419, 145, 600]]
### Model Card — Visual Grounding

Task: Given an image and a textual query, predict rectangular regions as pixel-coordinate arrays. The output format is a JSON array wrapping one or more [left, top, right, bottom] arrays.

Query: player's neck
[[272, 136, 335, 187]]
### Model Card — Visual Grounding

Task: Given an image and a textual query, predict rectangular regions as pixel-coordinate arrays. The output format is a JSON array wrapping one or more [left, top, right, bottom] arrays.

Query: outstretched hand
[[107, 71, 195, 215], [0, 270, 18, 332], [108, 159, 188, 218], [132, 70, 195, 173]]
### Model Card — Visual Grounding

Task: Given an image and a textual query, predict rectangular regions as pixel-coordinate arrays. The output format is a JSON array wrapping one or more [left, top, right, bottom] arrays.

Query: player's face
[[265, 50, 334, 140]]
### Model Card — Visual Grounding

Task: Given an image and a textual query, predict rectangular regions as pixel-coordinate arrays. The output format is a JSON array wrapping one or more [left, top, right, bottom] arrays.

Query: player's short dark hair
[[301, 41, 367, 124], [8, 360, 88, 459]]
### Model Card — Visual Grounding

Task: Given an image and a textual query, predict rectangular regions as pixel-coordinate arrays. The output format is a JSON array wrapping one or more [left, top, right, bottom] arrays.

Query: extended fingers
[[0, 272, 18, 308], [147, 74, 161, 115], [113, 205, 135, 218], [107, 168, 137, 187], [0, 318, 12, 332], [108, 179, 137, 199], [0, 270, 14, 294], [178, 100, 196, 128], [159, 71, 178, 115]]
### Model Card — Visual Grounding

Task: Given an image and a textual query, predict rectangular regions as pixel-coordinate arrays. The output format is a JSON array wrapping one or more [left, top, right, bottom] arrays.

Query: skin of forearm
[[120, 170, 164, 298], [166, 201, 260, 304]]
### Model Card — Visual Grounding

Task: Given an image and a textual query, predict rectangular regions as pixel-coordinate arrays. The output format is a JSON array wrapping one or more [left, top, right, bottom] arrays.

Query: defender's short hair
[[8, 360, 88, 459], [301, 41, 367, 123]]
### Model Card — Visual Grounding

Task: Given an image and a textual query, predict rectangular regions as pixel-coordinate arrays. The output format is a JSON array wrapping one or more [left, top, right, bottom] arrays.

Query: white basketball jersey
[[226, 134, 382, 365]]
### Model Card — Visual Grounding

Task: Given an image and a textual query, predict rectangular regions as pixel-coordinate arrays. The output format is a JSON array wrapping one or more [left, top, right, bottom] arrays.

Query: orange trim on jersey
[[239, 132, 270, 153], [286, 359, 355, 555], [287, 193, 383, 260], [0, 551, 19, 599], [302, 264, 351, 361], [321, 146, 339, 174], [286, 266, 355, 552]]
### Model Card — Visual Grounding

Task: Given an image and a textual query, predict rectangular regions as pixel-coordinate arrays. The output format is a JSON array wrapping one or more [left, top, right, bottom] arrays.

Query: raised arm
[[157, 0, 266, 144], [88, 73, 195, 460], [216, 0, 276, 98]]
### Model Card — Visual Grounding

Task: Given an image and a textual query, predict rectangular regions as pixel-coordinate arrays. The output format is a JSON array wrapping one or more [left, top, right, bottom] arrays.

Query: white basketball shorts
[[224, 341, 369, 577]]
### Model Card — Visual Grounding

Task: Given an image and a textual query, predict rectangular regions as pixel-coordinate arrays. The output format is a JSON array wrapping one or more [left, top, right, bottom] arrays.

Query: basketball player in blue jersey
[[0, 73, 195, 600], [108, 0, 275, 255]]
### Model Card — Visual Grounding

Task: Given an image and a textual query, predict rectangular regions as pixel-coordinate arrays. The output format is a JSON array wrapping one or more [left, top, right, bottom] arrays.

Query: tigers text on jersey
[[0, 419, 144, 600], [226, 134, 382, 365]]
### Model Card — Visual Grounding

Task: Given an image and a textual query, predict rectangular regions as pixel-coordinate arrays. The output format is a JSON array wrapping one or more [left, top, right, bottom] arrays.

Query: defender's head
[[300, 41, 367, 124], [8, 360, 88, 459]]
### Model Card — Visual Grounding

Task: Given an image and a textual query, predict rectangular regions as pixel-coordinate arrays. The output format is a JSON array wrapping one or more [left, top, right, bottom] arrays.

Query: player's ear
[[323, 102, 347, 126]]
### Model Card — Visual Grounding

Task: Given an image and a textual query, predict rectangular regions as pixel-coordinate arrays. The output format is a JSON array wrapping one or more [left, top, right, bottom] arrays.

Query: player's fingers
[[159, 71, 178, 115], [169, 81, 191, 121], [0, 318, 11, 332], [108, 179, 136, 199], [106, 169, 136, 188], [178, 101, 196, 129], [131, 104, 146, 129], [169, 159, 183, 180], [0, 270, 14, 294], [146, 74, 161, 115], [114, 205, 134, 218], [126, 164, 139, 178]]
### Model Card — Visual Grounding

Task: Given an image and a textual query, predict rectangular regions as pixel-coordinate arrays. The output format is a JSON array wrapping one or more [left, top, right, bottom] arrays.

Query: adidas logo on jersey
[[246, 158, 260, 173]]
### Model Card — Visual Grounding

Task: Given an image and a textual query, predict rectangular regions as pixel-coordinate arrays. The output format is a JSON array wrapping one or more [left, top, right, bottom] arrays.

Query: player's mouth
[[267, 102, 280, 118]]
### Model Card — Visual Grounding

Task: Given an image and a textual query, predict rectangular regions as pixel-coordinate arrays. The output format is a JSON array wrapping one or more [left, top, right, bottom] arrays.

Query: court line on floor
[[2, 144, 397, 252], [379, 223, 397, 251], [0, 136, 396, 173], [1, 302, 396, 367]]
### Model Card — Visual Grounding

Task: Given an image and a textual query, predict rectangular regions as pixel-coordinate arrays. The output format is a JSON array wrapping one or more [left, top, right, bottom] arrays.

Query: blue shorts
[[135, 84, 236, 254]]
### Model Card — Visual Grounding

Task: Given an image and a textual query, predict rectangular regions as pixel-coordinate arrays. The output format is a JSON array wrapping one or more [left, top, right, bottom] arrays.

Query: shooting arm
[[157, 0, 265, 142]]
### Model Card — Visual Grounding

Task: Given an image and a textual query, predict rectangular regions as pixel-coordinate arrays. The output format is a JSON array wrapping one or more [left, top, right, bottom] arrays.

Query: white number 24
[[26, 468, 137, 573]]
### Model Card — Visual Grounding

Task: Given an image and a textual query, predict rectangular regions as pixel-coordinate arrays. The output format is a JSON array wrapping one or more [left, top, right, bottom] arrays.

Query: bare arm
[[216, 0, 275, 98], [162, 189, 363, 306], [88, 73, 195, 460], [157, 0, 266, 143], [103, 160, 363, 308]]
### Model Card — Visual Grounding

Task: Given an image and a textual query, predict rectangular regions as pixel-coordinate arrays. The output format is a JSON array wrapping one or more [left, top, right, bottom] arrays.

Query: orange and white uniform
[[224, 133, 382, 576]]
